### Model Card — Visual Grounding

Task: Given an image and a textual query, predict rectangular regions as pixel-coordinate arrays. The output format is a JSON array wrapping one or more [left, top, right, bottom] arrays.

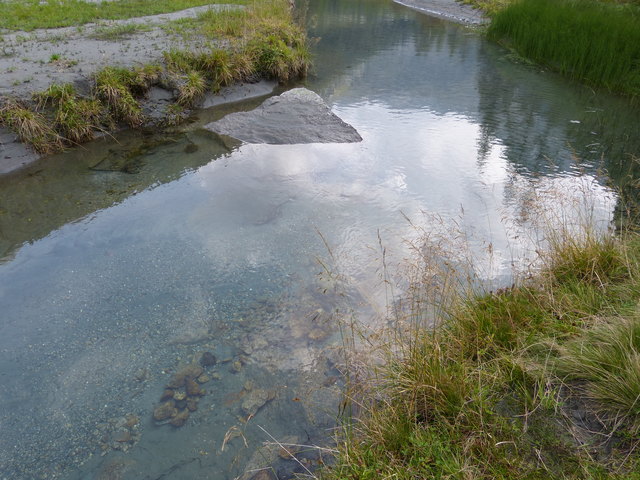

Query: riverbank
[[0, 0, 309, 175], [323, 220, 640, 478]]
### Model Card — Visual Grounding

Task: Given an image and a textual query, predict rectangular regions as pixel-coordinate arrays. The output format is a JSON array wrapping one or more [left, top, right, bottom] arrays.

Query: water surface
[[1, 0, 640, 478]]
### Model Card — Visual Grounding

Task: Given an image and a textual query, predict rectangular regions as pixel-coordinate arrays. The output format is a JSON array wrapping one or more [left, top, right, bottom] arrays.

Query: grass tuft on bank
[[0, 98, 63, 153], [324, 227, 640, 479], [487, 0, 640, 99]]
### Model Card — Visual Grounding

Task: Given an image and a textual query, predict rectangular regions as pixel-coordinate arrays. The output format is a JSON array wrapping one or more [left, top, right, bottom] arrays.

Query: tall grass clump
[[53, 97, 103, 144], [1, 64, 161, 154], [32, 83, 104, 144], [323, 221, 640, 479], [248, 0, 310, 81], [488, 0, 640, 98], [557, 316, 640, 434], [32, 83, 76, 109], [94, 66, 149, 127], [176, 70, 207, 106], [248, 31, 310, 82], [0, 98, 63, 153]]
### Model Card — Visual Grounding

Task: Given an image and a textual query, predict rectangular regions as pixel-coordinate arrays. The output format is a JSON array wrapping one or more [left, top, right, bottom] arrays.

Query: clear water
[[2, 0, 640, 478]]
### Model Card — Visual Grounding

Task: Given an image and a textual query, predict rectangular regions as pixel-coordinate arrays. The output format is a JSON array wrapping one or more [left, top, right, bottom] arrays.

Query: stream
[[1, 0, 640, 478]]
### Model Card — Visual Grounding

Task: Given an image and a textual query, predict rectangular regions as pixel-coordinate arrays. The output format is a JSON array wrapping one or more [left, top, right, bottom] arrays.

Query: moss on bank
[[323, 228, 640, 479], [0, 0, 310, 154]]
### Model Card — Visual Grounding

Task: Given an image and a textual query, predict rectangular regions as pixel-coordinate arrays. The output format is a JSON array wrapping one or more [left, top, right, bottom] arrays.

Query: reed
[[488, 0, 640, 98]]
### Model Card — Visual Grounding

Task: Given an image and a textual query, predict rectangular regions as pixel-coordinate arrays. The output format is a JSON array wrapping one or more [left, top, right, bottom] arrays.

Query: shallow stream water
[[2, 0, 640, 479]]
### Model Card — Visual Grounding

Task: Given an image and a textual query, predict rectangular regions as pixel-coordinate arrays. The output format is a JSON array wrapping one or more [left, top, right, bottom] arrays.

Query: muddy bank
[[394, 0, 488, 24]]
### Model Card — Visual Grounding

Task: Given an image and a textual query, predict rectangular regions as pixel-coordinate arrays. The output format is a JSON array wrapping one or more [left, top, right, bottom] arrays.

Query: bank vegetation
[[323, 214, 640, 478], [0, 0, 310, 154]]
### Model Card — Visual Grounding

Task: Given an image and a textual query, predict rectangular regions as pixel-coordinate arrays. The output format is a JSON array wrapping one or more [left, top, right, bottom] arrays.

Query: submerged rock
[[124, 414, 139, 428], [186, 397, 199, 412], [152, 358, 210, 428], [199, 351, 217, 367], [153, 401, 177, 422], [204, 88, 362, 145], [241, 388, 276, 417], [185, 377, 204, 397], [307, 327, 330, 342], [167, 315, 210, 344], [160, 389, 175, 401], [230, 360, 243, 373], [277, 435, 302, 460], [167, 364, 203, 388], [95, 456, 137, 480], [183, 143, 199, 154], [248, 470, 277, 480], [113, 430, 132, 444], [169, 409, 190, 427]]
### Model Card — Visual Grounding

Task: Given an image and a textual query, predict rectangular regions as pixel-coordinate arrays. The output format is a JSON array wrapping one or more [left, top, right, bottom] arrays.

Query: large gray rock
[[204, 88, 362, 144]]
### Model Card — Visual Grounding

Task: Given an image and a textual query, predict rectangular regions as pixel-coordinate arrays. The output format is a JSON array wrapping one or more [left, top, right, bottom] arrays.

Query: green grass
[[162, 0, 310, 85], [163, 7, 249, 39], [488, 0, 640, 98], [323, 228, 640, 479], [0, 0, 246, 31]]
